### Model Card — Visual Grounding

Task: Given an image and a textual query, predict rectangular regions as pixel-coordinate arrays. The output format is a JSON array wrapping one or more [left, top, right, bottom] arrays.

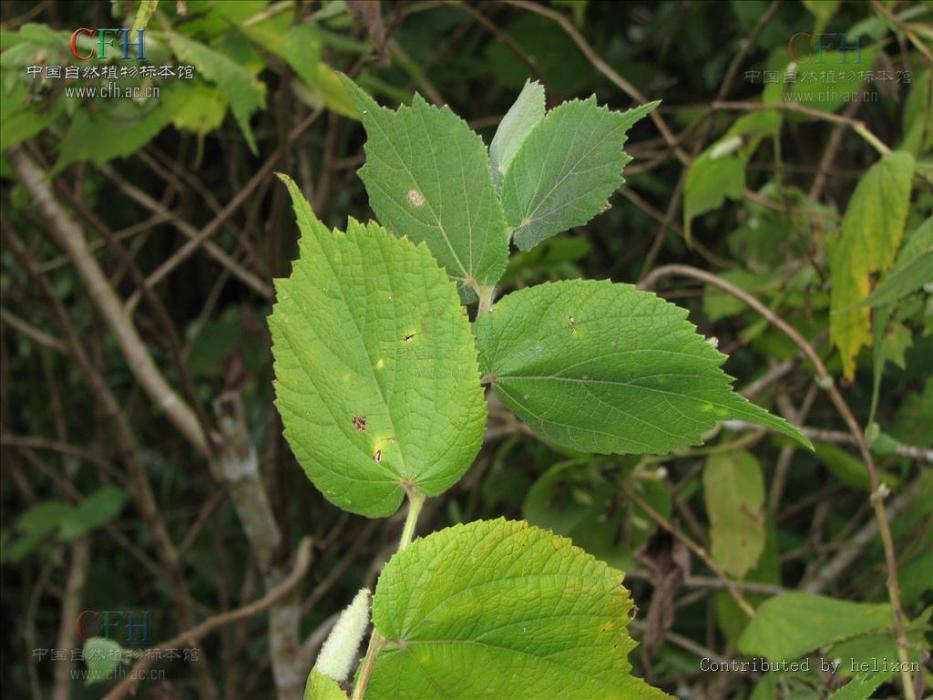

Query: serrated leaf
[[304, 669, 348, 700], [703, 450, 765, 577], [270, 176, 486, 517], [737, 594, 893, 660], [168, 33, 264, 153], [489, 79, 545, 189], [474, 280, 811, 454], [340, 75, 508, 292], [368, 518, 667, 699], [83, 637, 123, 684], [830, 151, 915, 380], [501, 97, 658, 251]]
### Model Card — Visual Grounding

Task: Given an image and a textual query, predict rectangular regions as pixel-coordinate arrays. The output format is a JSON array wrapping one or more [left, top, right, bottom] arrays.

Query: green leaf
[[55, 98, 175, 170], [0, 81, 63, 151], [58, 486, 129, 541], [715, 519, 780, 645], [17, 499, 72, 536], [684, 110, 781, 237], [863, 216, 933, 309], [489, 79, 545, 189], [83, 637, 124, 684], [1, 499, 72, 562], [775, 46, 881, 114], [803, 0, 841, 33], [367, 518, 667, 699], [304, 669, 348, 700], [902, 68, 932, 154], [168, 33, 265, 153], [830, 151, 915, 380], [500, 98, 658, 251], [814, 442, 900, 492], [474, 280, 811, 454], [168, 83, 227, 136], [827, 671, 894, 700], [703, 450, 765, 577], [270, 175, 486, 517], [683, 154, 745, 238], [340, 75, 508, 292], [738, 593, 893, 660], [283, 24, 322, 87]]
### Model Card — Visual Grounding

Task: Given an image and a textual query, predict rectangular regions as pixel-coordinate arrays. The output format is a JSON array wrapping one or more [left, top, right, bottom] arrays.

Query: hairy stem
[[352, 488, 426, 700]]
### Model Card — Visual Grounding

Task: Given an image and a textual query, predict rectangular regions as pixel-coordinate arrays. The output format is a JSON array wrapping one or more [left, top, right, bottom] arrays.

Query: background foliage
[[0, 1, 930, 699]]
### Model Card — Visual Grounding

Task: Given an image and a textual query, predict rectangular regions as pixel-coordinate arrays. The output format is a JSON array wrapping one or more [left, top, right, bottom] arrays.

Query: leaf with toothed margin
[[489, 79, 546, 189], [366, 519, 669, 700], [269, 175, 486, 518], [339, 75, 509, 295], [500, 97, 659, 251], [474, 280, 812, 454]]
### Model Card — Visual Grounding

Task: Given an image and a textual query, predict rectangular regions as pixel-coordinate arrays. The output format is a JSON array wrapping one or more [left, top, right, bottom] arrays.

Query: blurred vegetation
[[0, 1, 930, 699]]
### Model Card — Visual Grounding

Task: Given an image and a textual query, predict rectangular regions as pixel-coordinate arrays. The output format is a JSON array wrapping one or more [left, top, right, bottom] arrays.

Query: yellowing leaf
[[703, 450, 766, 577], [830, 151, 915, 379]]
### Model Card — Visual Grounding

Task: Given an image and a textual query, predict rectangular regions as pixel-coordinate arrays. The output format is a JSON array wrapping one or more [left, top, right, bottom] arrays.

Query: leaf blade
[[830, 150, 915, 379], [703, 450, 766, 577], [501, 98, 658, 251], [738, 593, 893, 660], [340, 76, 509, 292], [369, 519, 667, 699], [489, 79, 546, 189], [270, 176, 486, 517], [475, 280, 811, 454]]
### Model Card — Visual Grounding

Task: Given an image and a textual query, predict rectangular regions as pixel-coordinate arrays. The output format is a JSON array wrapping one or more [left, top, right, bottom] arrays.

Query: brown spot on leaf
[[403, 333, 415, 342], [373, 449, 382, 463], [352, 415, 367, 433]]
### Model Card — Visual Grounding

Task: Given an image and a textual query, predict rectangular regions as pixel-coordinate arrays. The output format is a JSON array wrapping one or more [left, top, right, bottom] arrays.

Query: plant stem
[[476, 284, 495, 316], [351, 488, 426, 700]]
